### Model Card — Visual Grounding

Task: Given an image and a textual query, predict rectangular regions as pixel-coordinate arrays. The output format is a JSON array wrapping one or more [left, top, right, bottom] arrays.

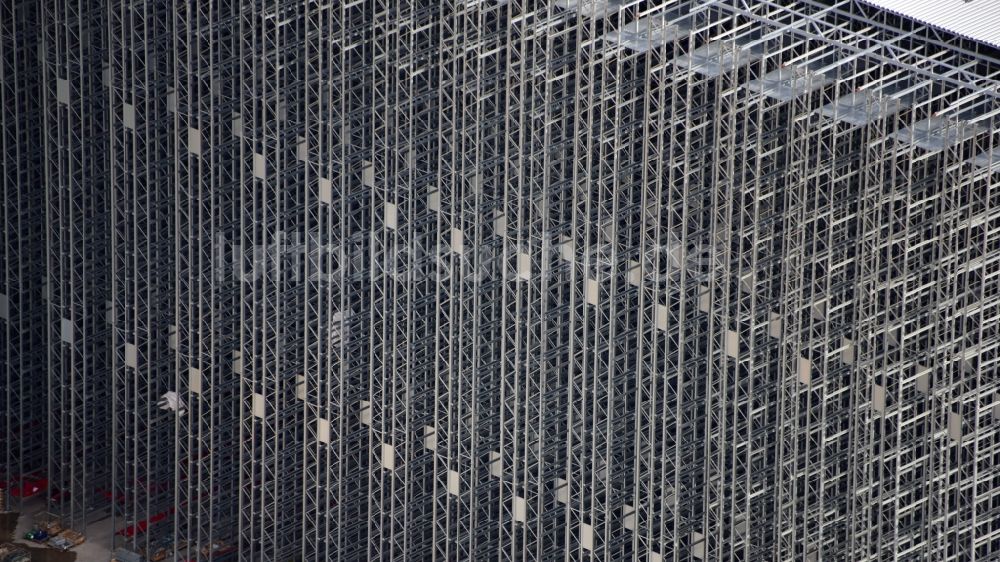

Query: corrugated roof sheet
[[860, 0, 1000, 48]]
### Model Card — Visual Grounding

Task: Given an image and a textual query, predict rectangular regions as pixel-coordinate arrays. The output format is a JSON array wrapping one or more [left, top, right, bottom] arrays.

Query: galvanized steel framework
[[3, 0, 1000, 560]]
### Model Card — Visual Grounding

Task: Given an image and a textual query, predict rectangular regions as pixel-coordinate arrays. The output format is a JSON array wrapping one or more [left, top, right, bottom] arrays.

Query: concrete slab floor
[[10, 497, 113, 561]]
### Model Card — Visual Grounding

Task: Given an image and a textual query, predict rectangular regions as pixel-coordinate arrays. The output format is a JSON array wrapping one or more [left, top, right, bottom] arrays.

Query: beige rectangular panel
[[493, 212, 506, 238], [692, 532, 706, 559], [917, 365, 931, 394], [812, 299, 826, 320], [623, 504, 636, 531], [381, 443, 395, 470], [189, 367, 202, 395], [603, 222, 617, 244], [580, 523, 593, 551], [252, 393, 266, 418], [873, 384, 886, 413], [319, 178, 332, 205], [627, 261, 642, 286], [725, 330, 739, 358], [125, 343, 137, 369], [61, 318, 73, 344], [359, 400, 372, 426], [57, 78, 69, 104], [554, 478, 568, 504], [296, 136, 308, 162], [123, 103, 135, 129], [655, 304, 669, 331], [798, 357, 812, 385], [769, 312, 782, 338], [253, 153, 266, 179], [580, 523, 594, 551], [384, 202, 397, 229], [699, 285, 711, 313], [887, 325, 901, 347], [489, 451, 502, 477], [560, 236, 574, 262], [423, 425, 436, 451], [317, 418, 331, 444], [188, 127, 201, 155], [518, 253, 531, 281], [585, 278, 599, 305], [949, 411, 963, 442], [513, 496, 526, 523], [362, 162, 374, 187], [841, 338, 855, 364]]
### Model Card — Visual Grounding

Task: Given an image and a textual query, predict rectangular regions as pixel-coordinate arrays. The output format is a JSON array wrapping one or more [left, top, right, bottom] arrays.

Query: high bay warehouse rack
[[3, 0, 1000, 560]]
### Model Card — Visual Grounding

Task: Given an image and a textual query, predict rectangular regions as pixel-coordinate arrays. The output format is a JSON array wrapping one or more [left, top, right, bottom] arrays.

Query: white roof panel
[[746, 67, 834, 101], [973, 149, 1000, 172], [820, 91, 907, 126], [860, 0, 1000, 48], [676, 42, 764, 77], [891, 117, 984, 151], [553, 0, 629, 18], [603, 14, 686, 53]]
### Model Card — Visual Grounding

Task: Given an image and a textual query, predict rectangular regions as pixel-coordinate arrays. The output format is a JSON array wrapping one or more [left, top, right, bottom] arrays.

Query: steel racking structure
[[107, 0, 178, 554], [4, 0, 1000, 560], [40, 0, 112, 532], [170, 0, 240, 556], [1, 0, 46, 512]]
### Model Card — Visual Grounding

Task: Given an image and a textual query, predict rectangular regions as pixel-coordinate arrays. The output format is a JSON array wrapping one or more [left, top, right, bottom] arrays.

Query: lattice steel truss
[[1, 0, 47, 515], [40, 0, 112, 531], [4, 0, 1000, 560]]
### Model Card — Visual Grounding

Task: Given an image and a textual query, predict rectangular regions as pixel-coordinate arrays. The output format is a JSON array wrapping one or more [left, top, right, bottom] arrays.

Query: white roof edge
[[859, 0, 1000, 49]]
